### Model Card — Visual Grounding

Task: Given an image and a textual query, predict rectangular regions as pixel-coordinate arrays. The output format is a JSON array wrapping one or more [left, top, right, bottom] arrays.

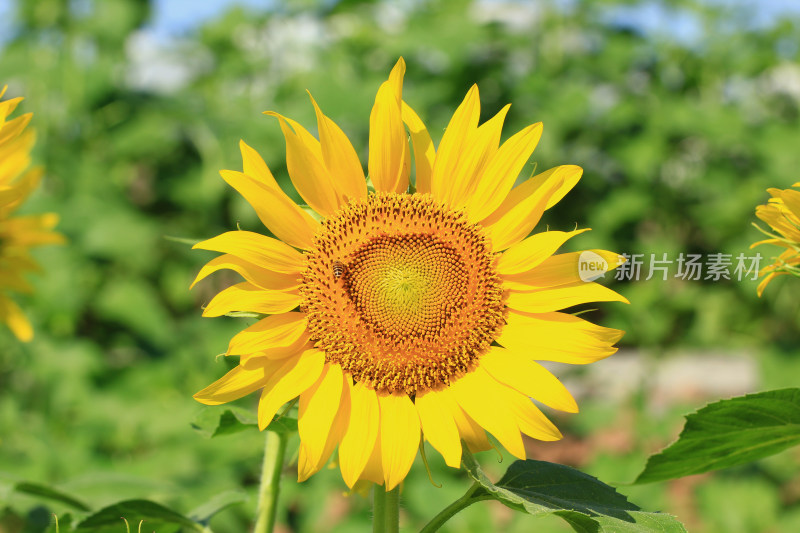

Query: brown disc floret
[[301, 193, 505, 396]]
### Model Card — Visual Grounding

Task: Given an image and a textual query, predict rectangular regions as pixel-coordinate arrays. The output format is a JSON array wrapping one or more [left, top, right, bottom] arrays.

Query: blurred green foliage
[[1, 0, 799, 531]]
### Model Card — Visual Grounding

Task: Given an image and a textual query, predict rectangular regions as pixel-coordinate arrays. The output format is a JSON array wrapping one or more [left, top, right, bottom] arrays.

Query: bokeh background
[[2, 0, 800, 531]]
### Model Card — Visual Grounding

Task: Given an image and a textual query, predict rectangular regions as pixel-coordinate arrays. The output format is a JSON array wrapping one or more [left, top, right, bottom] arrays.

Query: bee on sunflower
[[192, 59, 627, 491], [0, 86, 63, 341]]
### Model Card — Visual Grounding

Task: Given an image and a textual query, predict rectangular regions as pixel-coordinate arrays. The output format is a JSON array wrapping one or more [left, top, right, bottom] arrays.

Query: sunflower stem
[[418, 482, 484, 533], [373, 484, 400, 533], [373, 486, 385, 533], [253, 430, 287, 533]]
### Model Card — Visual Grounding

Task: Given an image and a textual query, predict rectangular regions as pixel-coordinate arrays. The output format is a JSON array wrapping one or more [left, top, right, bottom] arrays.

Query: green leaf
[[75, 499, 201, 531], [634, 388, 800, 484], [191, 406, 257, 438], [14, 481, 91, 512], [188, 490, 248, 525], [191, 406, 297, 438], [267, 414, 299, 435], [460, 450, 686, 533]]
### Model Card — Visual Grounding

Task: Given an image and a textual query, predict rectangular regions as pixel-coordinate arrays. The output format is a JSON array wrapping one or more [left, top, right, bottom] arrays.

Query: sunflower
[[193, 59, 627, 490], [0, 86, 63, 341], [751, 183, 800, 296]]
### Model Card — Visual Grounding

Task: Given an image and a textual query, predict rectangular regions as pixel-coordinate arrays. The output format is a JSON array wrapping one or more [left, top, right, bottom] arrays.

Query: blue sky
[[144, 0, 800, 38], [146, 0, 274, 37], [146, 0, 800, 36], [1, 0, 799, 43]]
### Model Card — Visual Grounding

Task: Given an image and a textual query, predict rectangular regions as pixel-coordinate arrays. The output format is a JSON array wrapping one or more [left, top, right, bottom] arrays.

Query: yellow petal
[[445, 104, 511, 210], [0, 295, 32, 342], [495, 382, 562, 441], [497, 228, 590, 275], [502, 250, 625, 290], [258, 349, 325, 430], [449, 367, 526, 459], [0, 213, 64, 247], [480, 347, 578, 413], [401, 101, 434, 194], [750, 238, 785, 249], [339, 378, 380, 488], [358, 430, 385, 485], [240, 337, 313, 369], [2, 229, 64, 247], [756, 204, 800, 241], [202, 282, 301, 317], [298, 363, 345, 469], [227, 312, 308, 355], [0, 113, 32, 146], [437, 387, 491, 453], [431, 85, 480, 205], [298, 390, 350, 482], [482, 165, 583, 250], [240, 140, 279, 186], [378, 393, 420, 490], [0, 130, 36, 187], [757, 271, 784, 297], [415, 390, 462, 468], [265, 112, 343, 216], [497, 310, 623, 364], [0, 212, 59, 232], [308, 93, 367, 202], [388, 57, 406, 102], [465, 121, 543, 222], [369, 82, 410, 193], [191, 254, 301, 291], [0, 94, 23, 121], [239, 139, 322, 245], [221, 169, 318, 250], [194, 364, 269, 406], [757, 249, 798, 276], [529, 164, 584, 210], [297, 443, 315, 483], [780, 188, 800, 218], [506, 282, 629, 313], [194, 231, 305, 274]]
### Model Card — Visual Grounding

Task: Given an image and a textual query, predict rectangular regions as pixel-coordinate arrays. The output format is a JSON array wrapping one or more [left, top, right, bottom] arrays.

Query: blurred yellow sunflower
[[0, 86, 63, 341], [751, 183, 800, 296], [193, 59, 627, 490]]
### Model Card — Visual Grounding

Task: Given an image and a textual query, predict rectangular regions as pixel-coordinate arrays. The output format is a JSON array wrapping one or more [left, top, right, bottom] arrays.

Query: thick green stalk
[[253, 430, 287, 533], [373, 485, 400, 533]]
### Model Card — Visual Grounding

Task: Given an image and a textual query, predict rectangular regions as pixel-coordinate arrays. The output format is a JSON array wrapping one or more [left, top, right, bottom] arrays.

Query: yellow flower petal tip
[[0, 88, 63, 341], [751, 183, 800, 295], [193, 59, 627, 488]]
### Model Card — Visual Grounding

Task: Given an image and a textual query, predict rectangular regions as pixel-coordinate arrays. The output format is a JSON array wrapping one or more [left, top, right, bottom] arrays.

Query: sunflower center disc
[[348, 234, 467, 339], [302, 193, 505, 396]]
